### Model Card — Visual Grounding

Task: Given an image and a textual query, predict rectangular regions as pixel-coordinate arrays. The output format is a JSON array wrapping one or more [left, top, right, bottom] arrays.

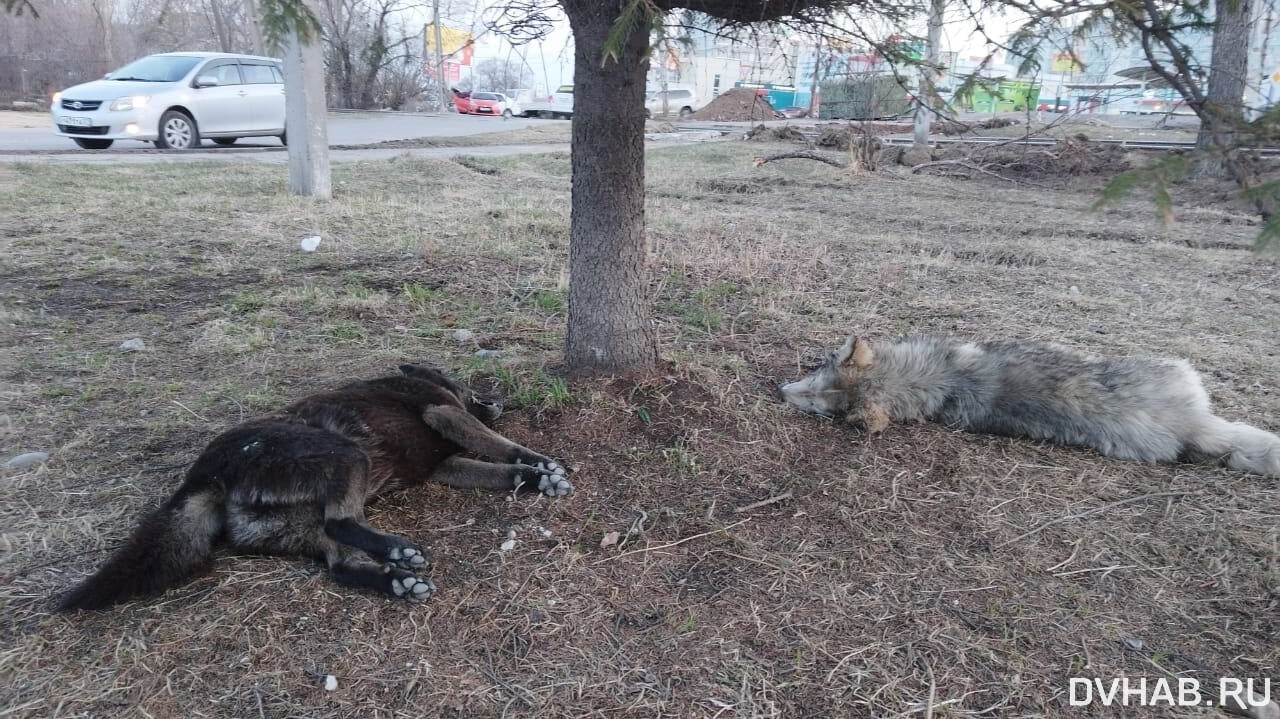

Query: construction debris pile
[[689, 88, 780, 122]]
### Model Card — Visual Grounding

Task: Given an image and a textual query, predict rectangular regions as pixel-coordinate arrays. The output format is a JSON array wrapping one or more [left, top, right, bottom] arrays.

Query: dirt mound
[[744, 124, 809, 143], [690, 88, 780, 122], [646, 121, 678, 133]]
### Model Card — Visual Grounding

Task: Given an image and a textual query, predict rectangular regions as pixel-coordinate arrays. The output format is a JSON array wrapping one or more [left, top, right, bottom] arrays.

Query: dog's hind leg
[[420, 405, 568, 477], [1184, 415, 1280, 478], [428, 456, 573, 497], [225, 506, 434, 600], [315, 443, 430, 570]]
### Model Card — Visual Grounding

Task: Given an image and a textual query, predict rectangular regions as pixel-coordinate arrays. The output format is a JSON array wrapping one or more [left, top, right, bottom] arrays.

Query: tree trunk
[[243, 0, 266, 56], [561, 0, 658, 375], [913, 0, 944, 148], [1195, 0, 1252, 177], [284, 2, 331, 199]]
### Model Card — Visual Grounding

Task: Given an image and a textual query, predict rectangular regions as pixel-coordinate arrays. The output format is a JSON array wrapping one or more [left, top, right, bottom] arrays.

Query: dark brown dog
[[58, 365, 570, 611]]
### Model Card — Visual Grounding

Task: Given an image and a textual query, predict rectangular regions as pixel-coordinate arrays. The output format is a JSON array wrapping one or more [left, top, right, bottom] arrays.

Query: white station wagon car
[[51, 52, 286, 150]]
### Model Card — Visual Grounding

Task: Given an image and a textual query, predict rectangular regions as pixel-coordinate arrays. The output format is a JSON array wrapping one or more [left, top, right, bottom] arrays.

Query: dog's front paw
[[536, 472, 573, 498], [389, 570, 436, 601], [509, 450, 567, 477], [387, 545, 429, 569], [512, 464, 573, 498]]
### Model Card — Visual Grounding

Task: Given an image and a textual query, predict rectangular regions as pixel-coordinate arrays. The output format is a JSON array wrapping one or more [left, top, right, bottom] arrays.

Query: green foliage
[[602, 0, 663, 66], [259, 0, 322, 52], [493, 366, 573, 410], [1093, 154, 1189, 226]]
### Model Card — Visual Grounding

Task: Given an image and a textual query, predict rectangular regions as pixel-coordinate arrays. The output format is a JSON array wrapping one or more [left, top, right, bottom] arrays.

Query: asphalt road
[[0, 110, 553, 152]]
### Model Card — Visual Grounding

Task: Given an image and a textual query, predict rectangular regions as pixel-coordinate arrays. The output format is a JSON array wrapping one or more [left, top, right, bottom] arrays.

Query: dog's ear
[[835, 335, 874, 369], [399, 364, 418, 375]]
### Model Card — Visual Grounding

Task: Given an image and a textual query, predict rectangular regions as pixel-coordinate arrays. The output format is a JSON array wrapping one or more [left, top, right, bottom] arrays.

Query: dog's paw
[[387, 545, 429, 569], [389, 570, 436, 601], [537, 472, 573, 498], [513, 464, 573, 497], [510, 450, 568, 476]]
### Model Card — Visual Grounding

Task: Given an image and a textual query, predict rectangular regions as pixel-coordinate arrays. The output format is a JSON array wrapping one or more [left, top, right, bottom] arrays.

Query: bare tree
[[319, 0, 422, 109], [471, 57, 531, 90]]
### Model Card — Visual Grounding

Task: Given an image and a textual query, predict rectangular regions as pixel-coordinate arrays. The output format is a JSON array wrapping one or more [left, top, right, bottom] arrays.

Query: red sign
[[444, 61, 460, 83]]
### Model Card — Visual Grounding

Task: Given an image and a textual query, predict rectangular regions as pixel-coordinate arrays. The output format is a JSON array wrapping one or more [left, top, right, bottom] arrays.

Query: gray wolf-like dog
[[781, 334, 1280, 477], [58, 365, 572, 611]]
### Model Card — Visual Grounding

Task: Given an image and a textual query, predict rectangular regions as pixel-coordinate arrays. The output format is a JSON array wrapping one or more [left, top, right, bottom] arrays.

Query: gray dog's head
[[780, 335, 876, 420], [399, 364, 504, 425]]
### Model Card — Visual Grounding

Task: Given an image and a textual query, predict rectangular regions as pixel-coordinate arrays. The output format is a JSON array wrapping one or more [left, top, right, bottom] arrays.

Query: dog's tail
[[57, 479, 224, 612], [1187, 417, 1280, 478]]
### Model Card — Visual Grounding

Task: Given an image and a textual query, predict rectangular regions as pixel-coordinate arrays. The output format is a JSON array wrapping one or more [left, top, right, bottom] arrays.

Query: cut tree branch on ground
[[753, 151, 847, 168]]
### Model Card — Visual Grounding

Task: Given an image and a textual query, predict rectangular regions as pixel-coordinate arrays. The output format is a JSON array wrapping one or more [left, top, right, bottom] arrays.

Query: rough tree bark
[[561, 0, 658, 375], [1195, 0, 1252, 177]]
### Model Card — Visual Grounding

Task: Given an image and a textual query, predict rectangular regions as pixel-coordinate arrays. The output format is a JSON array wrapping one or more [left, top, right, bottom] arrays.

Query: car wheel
[[73, 138, 114, 150], [502, 109, 512, 119], [212, 137, 237, 146], [679, 106, 694, 118], [156, 110, 198, 149]]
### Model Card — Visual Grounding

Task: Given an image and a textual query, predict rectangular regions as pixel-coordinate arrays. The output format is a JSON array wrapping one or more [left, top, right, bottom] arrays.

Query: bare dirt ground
[[1, 144, 1277, 718]]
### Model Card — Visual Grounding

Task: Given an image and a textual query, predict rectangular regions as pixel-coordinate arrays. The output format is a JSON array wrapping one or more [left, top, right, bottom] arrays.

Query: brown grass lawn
[[0, 143, 1277, 718]]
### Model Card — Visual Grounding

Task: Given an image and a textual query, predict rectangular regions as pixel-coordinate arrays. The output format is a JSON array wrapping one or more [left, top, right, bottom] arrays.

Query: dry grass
[[1, 144, 1277, 718]]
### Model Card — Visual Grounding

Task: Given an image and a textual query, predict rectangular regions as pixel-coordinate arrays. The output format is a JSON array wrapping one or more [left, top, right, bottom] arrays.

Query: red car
[[450, 88, 473, 114], [468, 92, 516, 118]]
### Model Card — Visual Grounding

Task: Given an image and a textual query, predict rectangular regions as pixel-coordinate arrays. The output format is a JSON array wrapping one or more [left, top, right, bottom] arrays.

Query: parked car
[[521, 85, 574, 118], [51, 51, 286, 150], [451, 87, 473, 114], [644, 88, 700, 118], [468, 92, 521, 118]]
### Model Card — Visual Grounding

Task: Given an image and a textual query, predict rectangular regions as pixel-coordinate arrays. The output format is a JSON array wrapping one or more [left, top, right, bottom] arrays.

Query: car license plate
[[60, 116, 92, 127]]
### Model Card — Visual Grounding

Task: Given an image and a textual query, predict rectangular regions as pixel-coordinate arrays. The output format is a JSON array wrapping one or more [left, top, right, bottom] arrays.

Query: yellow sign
[[425, 24, 474, 66], [1050, 52, 1080, 73]]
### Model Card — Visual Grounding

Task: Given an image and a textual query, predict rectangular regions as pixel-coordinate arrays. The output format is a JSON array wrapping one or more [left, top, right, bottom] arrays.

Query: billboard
[[1050, 52, 1080, 73], [425, 24, 474, 66]]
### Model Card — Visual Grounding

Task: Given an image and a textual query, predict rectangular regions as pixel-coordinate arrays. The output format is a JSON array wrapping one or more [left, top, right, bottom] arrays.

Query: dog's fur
[[782, 334, 1280, 477], [58, 365, 572, 611]]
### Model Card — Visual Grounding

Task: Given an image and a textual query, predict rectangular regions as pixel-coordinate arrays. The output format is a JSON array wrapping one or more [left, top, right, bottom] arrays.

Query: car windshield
[[473, 92, 497, 100], [108, 55, 202, 82]]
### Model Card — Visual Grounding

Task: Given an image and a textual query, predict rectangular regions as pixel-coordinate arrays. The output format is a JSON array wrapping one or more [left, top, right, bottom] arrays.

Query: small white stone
[[119, 338, 145, 352], [499, 538, 516, 552], [1068, 285, 1081, 295], [5, 451, 49, 469], [474, 348, 501, 358], [600, 531, 620, 548], [300, 235, 321, 252], [451, 329, 475, 343], [324, 675, 338, 691]]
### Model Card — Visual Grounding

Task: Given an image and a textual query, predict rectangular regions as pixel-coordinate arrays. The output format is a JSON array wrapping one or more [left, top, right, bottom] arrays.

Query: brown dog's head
[[399, 364, 504, 425], [780, 335, 875, 420]]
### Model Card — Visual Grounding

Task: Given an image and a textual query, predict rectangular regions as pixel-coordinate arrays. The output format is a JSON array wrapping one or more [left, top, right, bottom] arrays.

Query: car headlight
[[52, 91, 62, 103], [109, 95, 151, 111]]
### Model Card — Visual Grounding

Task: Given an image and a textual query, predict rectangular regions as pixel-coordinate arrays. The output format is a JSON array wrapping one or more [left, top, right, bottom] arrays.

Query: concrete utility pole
[[913, 0, 944, 148], [808, 35, 822, 118], [432, 0, 448, 111], [284, 3, 331, 199]]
